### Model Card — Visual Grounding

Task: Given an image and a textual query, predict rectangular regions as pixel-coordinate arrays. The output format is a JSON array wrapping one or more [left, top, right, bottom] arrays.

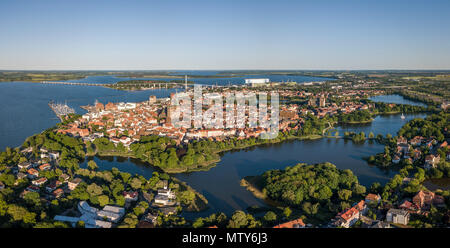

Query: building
[[308, 98, 317, 107], [52, 188, 64, 198], [18, 162, 32, 170], [46, 180, 62, 192], [424, 155, 440, 170], [319, 96, 326, 107], [369, 221, 391, 228], [159, 206, 177, 216], [79, 215, 112, 228], [392, 155, 401, 164], [39, 163, 51, 171], [98, 205, 125, 223], [365, 193, 381, 204], [154, 194, 173, 206], [138, 212, 157, 228], [27, 168, 39, 178], [49, 152, 60, 160], [386, 209, 410, 225], [60, 173, 70, 182], [123, 191, 138, 201], [149, 95, 157, 104], [273, 218, 305, 228], [53, 215, 82, 227], [75, 201, 124, 227], [412, 190, 445, 210], [245, 78, 270, 87], [68, 178, 83, 190], [333, 200, 367, 228], [32, 177, 48, 186]]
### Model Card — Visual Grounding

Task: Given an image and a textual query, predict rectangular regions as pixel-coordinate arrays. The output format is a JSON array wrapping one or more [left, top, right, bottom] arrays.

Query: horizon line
[[1, 69, 450, 72]]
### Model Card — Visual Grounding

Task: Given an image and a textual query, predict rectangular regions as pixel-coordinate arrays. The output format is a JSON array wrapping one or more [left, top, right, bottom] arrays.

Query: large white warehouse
[[245, 78, 270, 86]]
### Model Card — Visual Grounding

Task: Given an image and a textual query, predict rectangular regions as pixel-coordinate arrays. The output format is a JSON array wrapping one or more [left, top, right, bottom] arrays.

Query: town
[[0, 73, 448, 229]]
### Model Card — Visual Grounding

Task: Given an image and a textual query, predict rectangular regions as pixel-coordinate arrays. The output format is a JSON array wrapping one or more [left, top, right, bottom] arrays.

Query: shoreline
[[240, 176, 286, 208]]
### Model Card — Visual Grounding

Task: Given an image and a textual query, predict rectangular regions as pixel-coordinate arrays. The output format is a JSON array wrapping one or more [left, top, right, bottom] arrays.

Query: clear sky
[[0, 0, 449, 70]]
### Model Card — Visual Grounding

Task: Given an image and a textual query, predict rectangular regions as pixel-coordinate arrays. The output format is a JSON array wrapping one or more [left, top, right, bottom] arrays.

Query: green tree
[[283, 207, 292, 219], [87, 160, 98, 171], [98, 195, 109, 207], [86, 183, 103, 197], [337, 189, 352, 201], [263, 211, 277, 223], [227, 211, 248, 228], [130, 178, 142, 190]]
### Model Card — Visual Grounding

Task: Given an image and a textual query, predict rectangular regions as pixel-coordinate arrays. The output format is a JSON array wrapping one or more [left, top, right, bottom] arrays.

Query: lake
[[369, 94, 427, 107]]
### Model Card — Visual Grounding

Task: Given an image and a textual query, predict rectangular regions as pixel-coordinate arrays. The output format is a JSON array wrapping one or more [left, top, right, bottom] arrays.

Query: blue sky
[[0, 0, 449, 70]]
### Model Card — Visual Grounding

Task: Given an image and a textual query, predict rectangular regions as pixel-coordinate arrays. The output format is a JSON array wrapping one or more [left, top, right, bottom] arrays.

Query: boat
[[401, 113, 406, 120]]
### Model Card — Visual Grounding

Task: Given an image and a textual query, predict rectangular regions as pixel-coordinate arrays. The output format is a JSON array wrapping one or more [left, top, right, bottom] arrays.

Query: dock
[[48, 101, 75, 121]]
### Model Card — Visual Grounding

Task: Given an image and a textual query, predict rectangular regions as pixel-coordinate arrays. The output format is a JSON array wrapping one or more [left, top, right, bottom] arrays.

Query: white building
[[245, 78, 270, 87], [386, 209, 410, 225]]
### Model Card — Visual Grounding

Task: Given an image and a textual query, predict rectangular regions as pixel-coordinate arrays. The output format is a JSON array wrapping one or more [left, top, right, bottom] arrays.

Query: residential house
[[334, 201, 367, 228], [399, 200, 419, 213], [68, 178, 82, 190], [39, 163, 51, 171], [143, 213, 157, 224], [412, 190, 445, 211], [59, 173, 70, 182], [397, 136, 407, 146], [410, 136, 423, 146], [18, 162, 32, 170], [27, 168, 39, 179], [32, 177, 48, 186], [46, 180, 62, 192], [365, 193, 381, 204], [273, 218, 305, 228], [159, 206, 177, 216], [26, 185, 40, 192], [424, 155, 440, 170], [17, 172, 27, 180], [123, 191, 138, 202], [392, 155, 401, 164], [53, 188, 64, 198]]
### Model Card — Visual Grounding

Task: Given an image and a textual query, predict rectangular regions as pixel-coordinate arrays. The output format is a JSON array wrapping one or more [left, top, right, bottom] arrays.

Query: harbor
[[48, 101, 75, 121]]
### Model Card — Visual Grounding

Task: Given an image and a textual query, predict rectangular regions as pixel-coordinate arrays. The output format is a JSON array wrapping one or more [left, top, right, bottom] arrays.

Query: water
[[0, 82, 427, 218], [0, 82, 176, 151], [369, 94, 427, 107], [176, 138, 393, 218], [336, 113, 428, 137], [333, 94, 428, 137], [55, 73, 333, 86], [80, 156, 157, 178]]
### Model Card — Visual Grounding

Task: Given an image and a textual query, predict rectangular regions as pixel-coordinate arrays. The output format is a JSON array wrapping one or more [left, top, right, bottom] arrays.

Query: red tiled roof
[[273, 218, 305, 228]]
